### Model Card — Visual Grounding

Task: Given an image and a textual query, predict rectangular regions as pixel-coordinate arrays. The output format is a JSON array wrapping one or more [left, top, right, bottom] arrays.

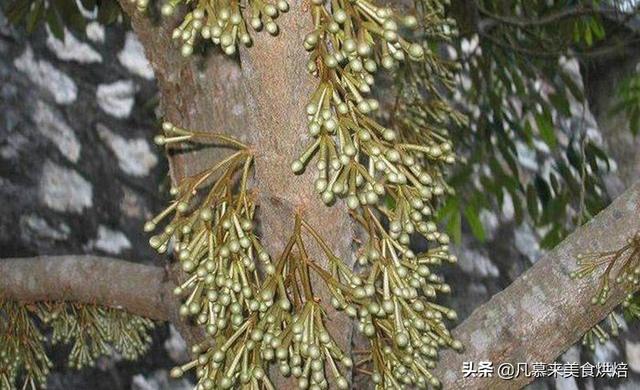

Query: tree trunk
[[118, 2, 356, 387], [238, 2, 356, 386]]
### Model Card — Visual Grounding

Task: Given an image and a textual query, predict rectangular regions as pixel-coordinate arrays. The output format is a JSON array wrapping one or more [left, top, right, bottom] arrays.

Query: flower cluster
[[391, 1, 467, 162], [0, 302, 50, 390], [291, 0, 462, 387], [135, 0, 289, 56], [571, 231, 640, 306], [570, 231, 640, 350], [0, 301, 154, 389], [40, 303, 154, 369], [147, 134, 353, 388]]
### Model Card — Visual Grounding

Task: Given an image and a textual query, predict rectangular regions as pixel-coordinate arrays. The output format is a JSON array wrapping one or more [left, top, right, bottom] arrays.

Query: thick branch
[[0, 256, 169, 320], [436, 181, 640, 389]]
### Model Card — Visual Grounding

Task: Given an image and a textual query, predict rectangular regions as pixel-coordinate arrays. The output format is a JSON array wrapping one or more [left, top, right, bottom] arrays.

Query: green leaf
[[566, 142, 583, 171], [584, 142, 605, 173], [97, 0, 120, 25], [540, 225, 562, 249], [549, 92, 571, 117], [6, 0, 31, 24], [573, 21, 582, 43], [446, 209, 462, 245], [526, 183, 539, 222], [630, 108, 640, 136], [590, 18, 605, 40], [585, 143, 610, 171], [479, 175, 500, 201], [557, 161, 581, 193], [463, 204, 486, 242], [25, 0, 44, 33], [535, 112, 556, 149], [435, 196, 458, 223], [534, 175, 552, 206], [540, 196, 566, 225], [583, 21, 593, 46], [510, 189, 524, 225], [55, 0, 86, 32], [46, 7, 64, 40], [449, 163, 473, 188], [560, 71, 585, 102], [523, 119, 534, 145]]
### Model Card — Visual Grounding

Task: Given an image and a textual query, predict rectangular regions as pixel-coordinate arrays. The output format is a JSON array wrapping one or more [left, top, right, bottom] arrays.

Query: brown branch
[[479, 29, 640, 60], [435, 181, 640, 389], [0, 256, 170, 320]]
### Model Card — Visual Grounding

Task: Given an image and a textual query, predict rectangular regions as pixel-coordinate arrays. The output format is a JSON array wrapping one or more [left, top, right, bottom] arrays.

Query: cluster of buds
[[0, 301, 153, 389], [292, 0, 457, 220], [303, 211, 460, 388], [147, 122, 254, 251], [0, 302, 51, 390], [571, 232, 640, 350], [38, 303, 154, 368], [150, 122, 272, 388], [154, 190, 352, 389], [151, 0, 289, 56], [572, 231, 640, 305], [391, 4, 466, 170], [147, 122, 262, 330], [290, 1, 462, 387], [581, 313, 621, 351], [173, 300, 351, 390], [271, 301, 352, 389]]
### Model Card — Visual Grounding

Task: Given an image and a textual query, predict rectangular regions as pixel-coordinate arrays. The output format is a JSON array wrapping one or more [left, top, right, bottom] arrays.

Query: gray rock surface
[[0, 10, 192, 390]]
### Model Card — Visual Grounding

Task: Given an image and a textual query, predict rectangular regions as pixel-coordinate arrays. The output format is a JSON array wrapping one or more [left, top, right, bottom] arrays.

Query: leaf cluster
[[3, 0, 121, 39]]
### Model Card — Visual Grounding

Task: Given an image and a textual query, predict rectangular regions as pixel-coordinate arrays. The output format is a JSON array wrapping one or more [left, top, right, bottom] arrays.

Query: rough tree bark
[[0, 256, 170, 320], [2, 182, 639, 389], [435, 181, 640, 389], [0, 256, 205, 347], [238, 2, 356, 385]]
